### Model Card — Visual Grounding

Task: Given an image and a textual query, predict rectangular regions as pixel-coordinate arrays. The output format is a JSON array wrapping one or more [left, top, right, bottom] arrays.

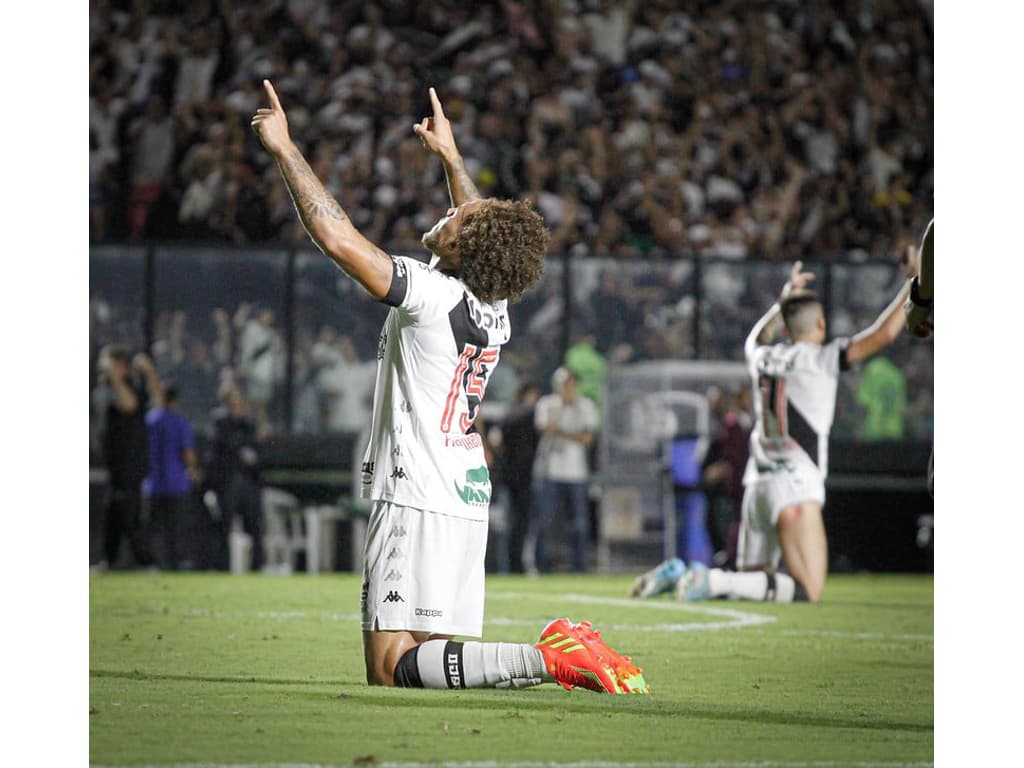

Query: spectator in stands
[[127, 95, 176, 239], [94, 346, 162, 572], [88, 1, 932, 261], [318, 334, 376, 434], [525, 367, 600, 573], [144, 384, 199, 570], [205, 381, 265, 572], [236, 304, 283, 434]]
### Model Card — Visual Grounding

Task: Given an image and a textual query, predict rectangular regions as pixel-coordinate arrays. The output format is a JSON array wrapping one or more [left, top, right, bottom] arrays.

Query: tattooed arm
[[251, 80, 393, 299], [414, 87, 482, 207]]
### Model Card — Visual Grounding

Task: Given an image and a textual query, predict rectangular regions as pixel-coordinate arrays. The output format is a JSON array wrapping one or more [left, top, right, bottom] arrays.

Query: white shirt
[[320, 359, 376, 433], [360, 256, 510, 521], [532, 393, 599, 483], [744, 338, 850, 483]]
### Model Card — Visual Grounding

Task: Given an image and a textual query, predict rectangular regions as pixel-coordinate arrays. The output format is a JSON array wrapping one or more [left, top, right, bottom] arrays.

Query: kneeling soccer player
[[252, 80, 647, 693], [631, 260, 912, 604]]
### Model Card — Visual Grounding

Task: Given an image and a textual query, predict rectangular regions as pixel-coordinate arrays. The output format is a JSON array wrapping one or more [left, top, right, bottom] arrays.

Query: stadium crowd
[[90, 0, 933, 262], [90, 0, 933, 573]]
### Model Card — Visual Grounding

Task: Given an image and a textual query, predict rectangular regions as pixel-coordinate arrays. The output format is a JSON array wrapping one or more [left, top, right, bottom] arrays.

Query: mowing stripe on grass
[[779, 630, 932, 642], [177, 593, 778, 635], [176, 603, 931, 643]]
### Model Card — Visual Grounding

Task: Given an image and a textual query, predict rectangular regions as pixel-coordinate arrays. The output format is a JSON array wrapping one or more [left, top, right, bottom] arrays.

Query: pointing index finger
[[429, 87, 445, 118], [263, 79, 282, 111]]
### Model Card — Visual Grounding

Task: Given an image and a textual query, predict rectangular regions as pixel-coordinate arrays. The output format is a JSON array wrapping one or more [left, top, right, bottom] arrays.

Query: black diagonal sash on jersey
[[786, 401, 820, 467]]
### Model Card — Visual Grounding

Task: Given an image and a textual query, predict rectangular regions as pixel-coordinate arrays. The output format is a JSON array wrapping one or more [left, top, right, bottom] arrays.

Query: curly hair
[[456, 199, 548, 304]]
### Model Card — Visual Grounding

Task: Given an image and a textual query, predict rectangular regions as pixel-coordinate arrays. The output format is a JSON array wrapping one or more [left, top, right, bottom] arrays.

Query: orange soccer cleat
[[535, 618, 650, 694]]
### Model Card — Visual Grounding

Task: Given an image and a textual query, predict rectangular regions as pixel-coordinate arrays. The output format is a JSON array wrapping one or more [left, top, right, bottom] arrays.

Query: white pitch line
[[490, 591, 776, 632]]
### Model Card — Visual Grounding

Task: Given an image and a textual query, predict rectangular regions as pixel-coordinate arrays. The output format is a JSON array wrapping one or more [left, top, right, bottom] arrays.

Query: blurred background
[[89, 0, 933, 577]]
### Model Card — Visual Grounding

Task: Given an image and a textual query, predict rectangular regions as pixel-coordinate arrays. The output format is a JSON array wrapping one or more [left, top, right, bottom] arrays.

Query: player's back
[[360, 255, 510, 521], [745, 338, 848, 480]]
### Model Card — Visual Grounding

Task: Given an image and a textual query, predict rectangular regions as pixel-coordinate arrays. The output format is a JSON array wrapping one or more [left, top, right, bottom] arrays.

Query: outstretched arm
[[846, 279, 912, 364], [251, 80, 393, 299], [905, 218, 933, 338], [414, 87, 481, 207], [744, 261, 815, 359]]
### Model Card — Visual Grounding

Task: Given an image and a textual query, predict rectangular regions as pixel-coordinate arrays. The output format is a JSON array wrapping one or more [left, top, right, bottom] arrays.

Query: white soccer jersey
[[359, 255, 510, 522], [743, 337, 851, 484]]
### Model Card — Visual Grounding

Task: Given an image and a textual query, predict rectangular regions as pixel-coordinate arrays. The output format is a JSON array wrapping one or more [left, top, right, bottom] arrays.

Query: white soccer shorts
[[360, 501, 488, 637], [737, 466, 826, 569]]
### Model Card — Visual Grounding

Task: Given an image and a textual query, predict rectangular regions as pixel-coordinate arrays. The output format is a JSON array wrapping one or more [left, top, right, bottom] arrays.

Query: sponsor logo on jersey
[[454, 465, 491, 505], [382, 591, 405, 603], [466, 294, 507, 333], [415, 608, 443, 617], [444, 433, 483, 450]]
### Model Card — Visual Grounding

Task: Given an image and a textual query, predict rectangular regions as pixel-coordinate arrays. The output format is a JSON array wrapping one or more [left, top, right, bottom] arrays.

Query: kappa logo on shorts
[[384, 569, 402, 581], [382, 591, 405, 603], [386, 547, 404, 560], [390, 467, 408, 480], [389, 525, 407, 538]]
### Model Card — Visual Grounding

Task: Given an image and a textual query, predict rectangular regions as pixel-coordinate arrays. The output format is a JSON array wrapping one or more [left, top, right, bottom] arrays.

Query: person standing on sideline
[[632, 260, 912, 604], [251, 80, 646, 693], [95, 345, 162, 571], [525, 367, 600, 574], [497, 381, 542, 573], [205, 381, 264, 572], [144, 384, 198, 570]]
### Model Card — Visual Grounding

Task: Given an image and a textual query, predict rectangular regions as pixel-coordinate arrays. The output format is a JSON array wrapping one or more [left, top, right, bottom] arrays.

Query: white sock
[[410, 640, 547, 689], [707, 569, 797, 603]]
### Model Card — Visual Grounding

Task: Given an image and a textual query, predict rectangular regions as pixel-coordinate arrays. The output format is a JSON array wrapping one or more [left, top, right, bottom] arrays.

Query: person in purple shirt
[[144, 384, 198, 570]]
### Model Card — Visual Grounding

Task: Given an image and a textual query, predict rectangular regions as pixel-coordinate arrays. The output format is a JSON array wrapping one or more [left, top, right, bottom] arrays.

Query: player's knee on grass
[[364, 643, 408, 686], [777, 503, 827, 604], [393, 645, 424, 688]]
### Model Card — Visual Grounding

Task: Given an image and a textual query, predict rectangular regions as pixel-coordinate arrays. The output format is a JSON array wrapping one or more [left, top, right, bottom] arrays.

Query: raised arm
[[905, 218, 933, 338], [132, 353, 165, 408], [744, 261, 815, 359], [413, 87, 481, 207], [251, 80, 393, 300], [845, 279, 912, 364]]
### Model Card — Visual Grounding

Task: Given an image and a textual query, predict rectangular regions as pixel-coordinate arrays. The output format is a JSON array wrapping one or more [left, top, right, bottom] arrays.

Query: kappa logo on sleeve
[[454, 465, 491, 506]]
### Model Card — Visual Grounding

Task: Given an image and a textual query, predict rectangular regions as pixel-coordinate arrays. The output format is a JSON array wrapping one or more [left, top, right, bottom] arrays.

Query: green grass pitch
[[89, 572, 933, 767]]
